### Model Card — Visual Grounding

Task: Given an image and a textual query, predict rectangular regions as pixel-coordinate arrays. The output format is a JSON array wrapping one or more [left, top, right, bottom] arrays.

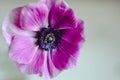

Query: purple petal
[[20, 2, 48, 31], [51, 20, 85, 70], [48, 3, 77, 30], [9, 35, 38, 64]]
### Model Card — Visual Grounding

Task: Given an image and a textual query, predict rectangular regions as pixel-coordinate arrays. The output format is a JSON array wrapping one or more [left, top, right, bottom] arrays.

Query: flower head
[[2, 0, 85, 79]]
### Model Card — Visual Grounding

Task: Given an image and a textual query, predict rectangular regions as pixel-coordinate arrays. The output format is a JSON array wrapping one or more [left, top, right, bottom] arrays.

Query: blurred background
[[0, 0, 120, 80]]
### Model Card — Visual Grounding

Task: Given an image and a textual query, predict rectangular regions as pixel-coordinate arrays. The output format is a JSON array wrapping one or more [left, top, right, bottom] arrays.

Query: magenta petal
[[16, 50, 61, 79], [62, 20, 85, 45], [49, 4, 77, 30], [52, 20, 85, 70], [45, 51, 61, 78], [9, 35, 38, 64], [51, 41, 79, 70], [20, 2, 49, 31]]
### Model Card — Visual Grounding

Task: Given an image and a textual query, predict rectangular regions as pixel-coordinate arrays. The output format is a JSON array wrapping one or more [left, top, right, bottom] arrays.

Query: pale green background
[[0, 0, 120, 80]]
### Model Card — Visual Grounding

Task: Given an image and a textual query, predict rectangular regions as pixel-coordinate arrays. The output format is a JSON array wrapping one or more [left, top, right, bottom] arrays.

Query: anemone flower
[[2, 0, 85, 79]]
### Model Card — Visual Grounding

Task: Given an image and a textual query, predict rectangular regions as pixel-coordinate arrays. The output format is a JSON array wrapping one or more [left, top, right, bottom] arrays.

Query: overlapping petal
[[20, 2, 49, 31], [41, 0, 76, 30], [41, 0, 68, 9], [51, 20, 85, 70], [2, 7, 23, 45], [9, 35, 38, 64], [2, 2, 48, 45], [16, 50, 61, 78], [61, 20, 85, 45], [48, 2, 77, 30]]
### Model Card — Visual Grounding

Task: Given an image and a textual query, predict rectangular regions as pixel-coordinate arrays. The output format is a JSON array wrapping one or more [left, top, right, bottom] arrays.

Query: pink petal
[[51, 20, 85, 70], [40, 0, 68, 9], [20, 2, 48, 31], [2, 2, 48, 45], [16, 50, 61, 79], [48, 2, 77, 30], [45, 51, 61, 78], [9, 35, 38, 64], [2, 7, 23, 45], [14, 49, 44, 75]]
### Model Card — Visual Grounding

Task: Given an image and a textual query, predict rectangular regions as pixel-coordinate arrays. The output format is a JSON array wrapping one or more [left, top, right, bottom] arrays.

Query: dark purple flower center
[[38, 27, 61, 51]]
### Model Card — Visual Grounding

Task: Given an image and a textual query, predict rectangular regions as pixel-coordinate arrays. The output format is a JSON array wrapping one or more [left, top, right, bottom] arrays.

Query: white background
[[0, 0, 120, 80]]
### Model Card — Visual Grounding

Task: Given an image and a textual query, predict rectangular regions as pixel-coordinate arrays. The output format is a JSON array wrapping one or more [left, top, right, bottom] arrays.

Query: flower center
[[38, 27, 61, 51], [45, 33, 55, 43]]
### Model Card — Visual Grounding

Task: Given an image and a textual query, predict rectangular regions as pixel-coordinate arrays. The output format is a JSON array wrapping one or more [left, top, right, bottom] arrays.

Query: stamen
[[45, 33, 55, 43]]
